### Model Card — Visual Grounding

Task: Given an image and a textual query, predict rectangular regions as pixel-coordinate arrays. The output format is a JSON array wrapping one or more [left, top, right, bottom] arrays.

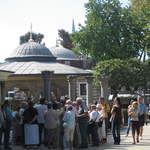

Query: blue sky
[[0, 0, 129, 62]]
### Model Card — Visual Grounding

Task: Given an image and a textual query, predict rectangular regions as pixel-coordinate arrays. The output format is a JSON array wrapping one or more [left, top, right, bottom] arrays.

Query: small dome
[[6, 41, 56, 62], [50, 46, 79, 60]]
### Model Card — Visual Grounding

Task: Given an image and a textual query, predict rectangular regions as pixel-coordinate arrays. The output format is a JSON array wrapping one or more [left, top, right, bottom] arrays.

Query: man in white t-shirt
[[89, 104, 99, 146], [34, 98, 48, 145], [63, 105, 76, 150]]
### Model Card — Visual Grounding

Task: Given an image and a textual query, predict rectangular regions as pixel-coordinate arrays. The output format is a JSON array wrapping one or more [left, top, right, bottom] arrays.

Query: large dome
[[50, 46, 79, 60], [6, 41, 56, 62]]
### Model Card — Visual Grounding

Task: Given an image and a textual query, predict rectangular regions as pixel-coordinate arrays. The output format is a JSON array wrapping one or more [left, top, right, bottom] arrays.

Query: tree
[[58, 29, 74, 49], [129, 0, 150, 61], [71, 0, 150, 95], [72, 0, 140, 63], [130, 0, 149, 12], [93, 58, 150, 94], [20, 32, 44, 44]]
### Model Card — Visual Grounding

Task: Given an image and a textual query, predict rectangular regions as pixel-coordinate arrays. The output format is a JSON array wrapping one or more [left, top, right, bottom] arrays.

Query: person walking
[[137, 96, 147, 140], [128, 101, 140, 144], [126, 100, 134, 137], [111, 97, 124, 145]]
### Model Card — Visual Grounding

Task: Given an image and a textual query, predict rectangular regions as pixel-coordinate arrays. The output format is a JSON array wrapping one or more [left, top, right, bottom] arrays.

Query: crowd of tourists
[[0, 95, 149, 149]]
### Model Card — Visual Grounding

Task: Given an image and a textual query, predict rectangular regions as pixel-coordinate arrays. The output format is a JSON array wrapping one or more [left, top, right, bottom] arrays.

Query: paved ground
[[93, 124, 150, 150], [7, 124, 150, 150]]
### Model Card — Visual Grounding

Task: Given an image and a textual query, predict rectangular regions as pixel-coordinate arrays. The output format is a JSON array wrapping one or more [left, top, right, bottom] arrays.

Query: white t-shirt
[[34, 104, 48, 124], [89, 110, 99, 121], [63, 110, 76, 129]]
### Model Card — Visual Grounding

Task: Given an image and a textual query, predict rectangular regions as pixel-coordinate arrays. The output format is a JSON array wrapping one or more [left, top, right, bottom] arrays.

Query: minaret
[[56, 38, 59, 47], [29, 23, 34, 42], [72, 19, 75, 33]]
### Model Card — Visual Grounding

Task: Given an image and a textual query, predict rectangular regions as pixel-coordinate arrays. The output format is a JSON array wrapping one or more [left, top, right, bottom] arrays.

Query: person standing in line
[[23, 101, 39, 149], [76, 97, 89, 149], [128, 101, 140, 144], [12, 107, 22, 145], [34, 98, 48, 145], [72, 101, 81, 149], [52, 102, 64, 150], [0, 105, 5, 148], [2, 100, 13, 149], [137, 96, 147, 140], [88, 104, 99, 147], [111, 97, 124, 145], [63, 105, 76, 150], [97, 97, 110, 143], [19, 102, 28, 146], [96, 104, 106, 144], [44, 103, 58, 149]]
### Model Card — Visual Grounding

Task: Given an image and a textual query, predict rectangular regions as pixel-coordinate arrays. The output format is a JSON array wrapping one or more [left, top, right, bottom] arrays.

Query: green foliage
[[58, 29, 74, 49], [20, 32, 44, 44], [72, 0, 150, 93], [130, 0, 150, 61], [72, 0, 140, 62], [130, 0, 149, 12], [93, 58, 150, 94]]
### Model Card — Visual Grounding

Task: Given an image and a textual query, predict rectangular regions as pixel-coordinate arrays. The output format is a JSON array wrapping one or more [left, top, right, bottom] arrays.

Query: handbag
[[88, 121, 96, 132], [97, 119, 103, 127]]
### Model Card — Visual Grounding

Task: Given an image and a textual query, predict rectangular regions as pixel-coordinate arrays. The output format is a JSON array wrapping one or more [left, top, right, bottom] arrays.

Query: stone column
[[41, 71, 54, 102], [86, 76, 93, 105], [67, 75, 76, 101], [100, 77, 110, 101]]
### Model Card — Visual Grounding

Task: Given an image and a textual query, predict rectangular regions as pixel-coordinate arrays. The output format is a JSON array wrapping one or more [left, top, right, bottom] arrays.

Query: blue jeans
[[126, 117, 131, 135], [112, 120, 121, 144]]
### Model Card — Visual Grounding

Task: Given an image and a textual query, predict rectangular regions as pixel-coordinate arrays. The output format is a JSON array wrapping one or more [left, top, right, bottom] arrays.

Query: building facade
[[0, 39, 101, 104]]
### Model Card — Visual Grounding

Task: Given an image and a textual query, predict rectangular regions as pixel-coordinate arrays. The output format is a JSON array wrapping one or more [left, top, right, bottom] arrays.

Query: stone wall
[[5, 76, 69, 102], [5, 79, 43, 101]]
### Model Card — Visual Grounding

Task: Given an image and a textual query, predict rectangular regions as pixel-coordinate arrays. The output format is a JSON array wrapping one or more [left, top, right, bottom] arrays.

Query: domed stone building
[[50, 46, 83, 68], [0, 38, 100, 104]]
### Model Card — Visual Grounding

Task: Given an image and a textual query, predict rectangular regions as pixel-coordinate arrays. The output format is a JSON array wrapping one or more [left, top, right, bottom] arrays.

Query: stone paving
[[7, 124, 150, 150]]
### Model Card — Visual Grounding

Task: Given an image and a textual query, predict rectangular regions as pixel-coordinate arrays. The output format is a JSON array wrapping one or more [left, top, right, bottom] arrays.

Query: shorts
[[139, 114, 145, 126]]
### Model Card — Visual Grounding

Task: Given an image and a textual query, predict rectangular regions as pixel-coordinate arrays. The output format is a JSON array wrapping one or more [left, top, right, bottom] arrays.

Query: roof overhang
[[0, 70, 14, 81], [0, 61, 91, 76]]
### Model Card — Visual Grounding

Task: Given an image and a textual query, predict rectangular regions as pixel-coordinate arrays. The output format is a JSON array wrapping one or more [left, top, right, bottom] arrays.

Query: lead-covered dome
[[50, 46, 79, 60], [6, 41, 56, 62]]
